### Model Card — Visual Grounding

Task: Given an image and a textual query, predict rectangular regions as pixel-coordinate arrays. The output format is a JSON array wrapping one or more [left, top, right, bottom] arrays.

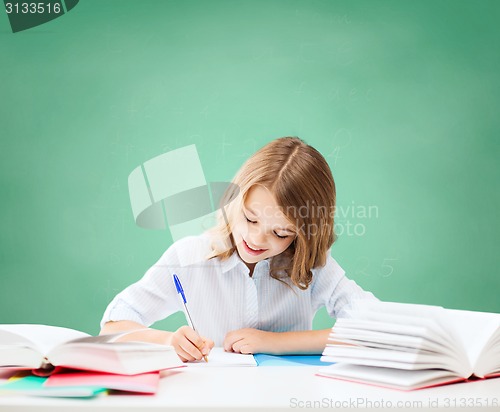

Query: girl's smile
[[242, 238, 268, 256]]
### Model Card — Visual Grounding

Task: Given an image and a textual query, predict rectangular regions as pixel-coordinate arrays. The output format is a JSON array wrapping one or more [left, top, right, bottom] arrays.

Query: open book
[[318, 301, 500, 390], [0, 324, 183, 375]]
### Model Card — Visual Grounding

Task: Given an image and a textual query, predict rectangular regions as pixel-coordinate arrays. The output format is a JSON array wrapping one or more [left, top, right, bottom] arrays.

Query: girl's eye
[[245, 215, 257, 224], [274, 232, 288, 239]]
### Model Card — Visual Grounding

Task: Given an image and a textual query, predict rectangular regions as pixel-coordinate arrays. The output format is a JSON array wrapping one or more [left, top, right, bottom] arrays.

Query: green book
[[0, 375, 107, 398]]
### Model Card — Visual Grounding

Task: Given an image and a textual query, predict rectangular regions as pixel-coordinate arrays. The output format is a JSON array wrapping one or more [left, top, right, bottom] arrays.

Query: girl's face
[[232, 185, 296, 267]]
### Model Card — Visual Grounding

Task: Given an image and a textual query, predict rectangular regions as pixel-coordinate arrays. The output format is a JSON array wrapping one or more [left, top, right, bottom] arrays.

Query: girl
[[100, 137, 376, 362]]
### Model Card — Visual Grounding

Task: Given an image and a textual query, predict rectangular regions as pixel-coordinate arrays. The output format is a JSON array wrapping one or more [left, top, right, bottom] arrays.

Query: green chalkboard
[[1, 0, 499, 336]]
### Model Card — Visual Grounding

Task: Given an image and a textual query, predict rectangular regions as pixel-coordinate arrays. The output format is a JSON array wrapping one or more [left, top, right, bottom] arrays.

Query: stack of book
[[0, 324, 184, 397], [318, 300, 500, 390]]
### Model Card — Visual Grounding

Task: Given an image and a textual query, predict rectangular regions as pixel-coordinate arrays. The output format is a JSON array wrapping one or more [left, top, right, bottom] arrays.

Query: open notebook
[[187, 348, 257, 367]]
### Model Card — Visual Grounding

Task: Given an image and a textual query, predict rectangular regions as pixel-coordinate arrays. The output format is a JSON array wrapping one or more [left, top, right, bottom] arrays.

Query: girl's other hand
[[171, 325, 214, 362], [223, 328, 276, 354]]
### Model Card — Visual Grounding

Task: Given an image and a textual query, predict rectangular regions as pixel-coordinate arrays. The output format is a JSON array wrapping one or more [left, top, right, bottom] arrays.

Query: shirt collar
[[219, 251, 270, 276], [219, 251, 243, 273]]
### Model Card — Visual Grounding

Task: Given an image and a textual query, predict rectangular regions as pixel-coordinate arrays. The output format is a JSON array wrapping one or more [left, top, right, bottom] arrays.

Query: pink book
[[45, 370, 161, 394]]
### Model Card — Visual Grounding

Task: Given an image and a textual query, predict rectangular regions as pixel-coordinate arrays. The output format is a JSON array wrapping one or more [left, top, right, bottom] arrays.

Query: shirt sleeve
[[310, 254, 378, 319], [100, 240, 186, 329]]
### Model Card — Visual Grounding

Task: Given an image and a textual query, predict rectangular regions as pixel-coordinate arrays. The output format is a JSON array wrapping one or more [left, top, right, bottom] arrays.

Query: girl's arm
[[100, 320, 173, 345], [101, 321, 214, 361], [223, 328, 331, 355]]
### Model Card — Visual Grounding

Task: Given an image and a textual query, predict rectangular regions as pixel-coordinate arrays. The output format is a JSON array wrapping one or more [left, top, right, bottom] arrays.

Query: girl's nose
[[250, 225, 267, 246]]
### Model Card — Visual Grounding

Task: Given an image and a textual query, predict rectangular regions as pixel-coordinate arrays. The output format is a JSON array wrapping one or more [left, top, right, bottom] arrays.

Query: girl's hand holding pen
[[171, 274, 212, 362], [171, 325, 214, 362]]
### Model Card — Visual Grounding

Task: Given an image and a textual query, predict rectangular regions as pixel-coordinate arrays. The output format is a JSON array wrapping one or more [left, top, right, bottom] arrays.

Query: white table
[[1, 366, 499, 411]]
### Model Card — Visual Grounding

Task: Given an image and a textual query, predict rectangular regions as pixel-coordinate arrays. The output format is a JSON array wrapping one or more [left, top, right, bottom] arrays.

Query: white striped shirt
[[101, 232, 377, 346]]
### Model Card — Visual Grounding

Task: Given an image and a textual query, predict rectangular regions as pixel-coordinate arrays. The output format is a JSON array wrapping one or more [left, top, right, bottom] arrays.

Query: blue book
[[254, 353, 334, 367]]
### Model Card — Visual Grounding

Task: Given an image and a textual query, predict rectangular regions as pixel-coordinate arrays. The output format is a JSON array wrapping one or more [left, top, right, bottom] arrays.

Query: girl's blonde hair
[[207, 137, 336, 290]]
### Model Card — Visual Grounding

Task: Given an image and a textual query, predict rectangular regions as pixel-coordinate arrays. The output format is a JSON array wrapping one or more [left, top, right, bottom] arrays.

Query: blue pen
[[173, 273, 208, 362]]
